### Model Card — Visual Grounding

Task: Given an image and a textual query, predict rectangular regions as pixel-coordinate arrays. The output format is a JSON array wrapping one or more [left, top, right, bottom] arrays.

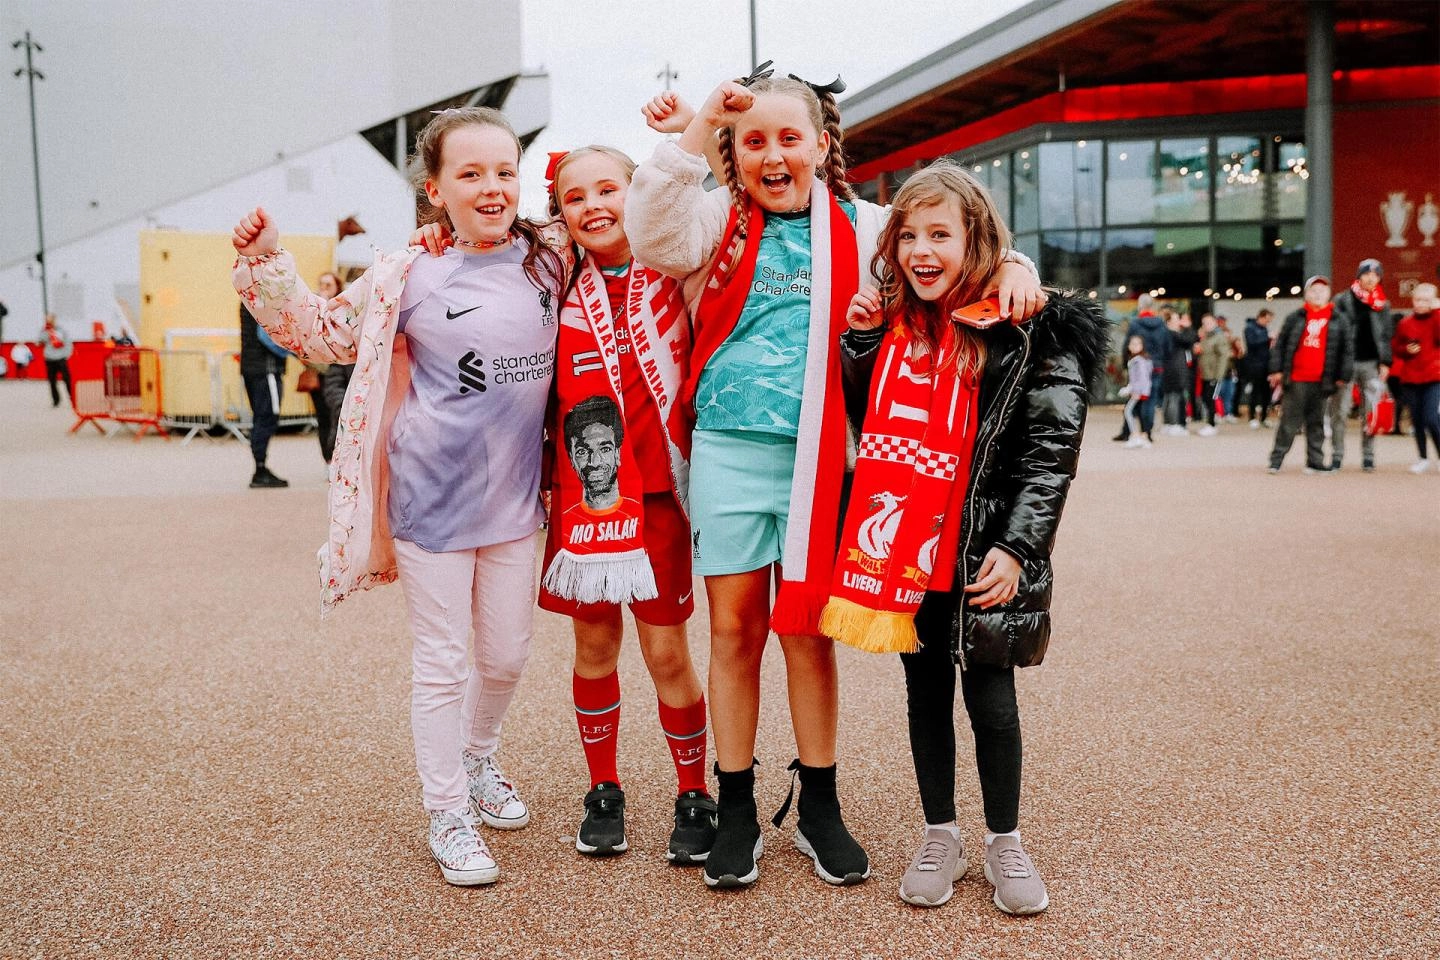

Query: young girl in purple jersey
[[230, 106, 566, 887]]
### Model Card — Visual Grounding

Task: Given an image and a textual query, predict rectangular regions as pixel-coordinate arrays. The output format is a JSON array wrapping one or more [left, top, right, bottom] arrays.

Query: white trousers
[[393, 535, 536, 812]]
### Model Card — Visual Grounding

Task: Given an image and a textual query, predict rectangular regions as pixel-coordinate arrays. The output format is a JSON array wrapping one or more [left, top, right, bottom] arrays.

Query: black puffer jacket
[[840, 293, 1109, 669], [1269, 307, 1354, 391]]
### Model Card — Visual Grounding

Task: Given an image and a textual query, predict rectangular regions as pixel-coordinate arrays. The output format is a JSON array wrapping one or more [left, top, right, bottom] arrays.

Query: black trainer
[[576, 782, 627, 856], [668, 790, 718, 865], [249, 465, 289, 488], [704, 764, 761, 889], [773, 759, 870, 886]]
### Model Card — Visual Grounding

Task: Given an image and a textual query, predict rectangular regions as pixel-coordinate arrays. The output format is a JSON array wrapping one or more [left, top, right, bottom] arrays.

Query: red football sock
[[574, 671, 621, 789], [658, 695, 709, 795]]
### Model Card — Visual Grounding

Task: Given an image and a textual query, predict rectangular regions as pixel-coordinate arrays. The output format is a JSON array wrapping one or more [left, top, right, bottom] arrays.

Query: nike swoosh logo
[[582, 735, 611, 744], [678, 591, 693, 604], [446, 305, 482, 320], [677, 756, 703, 765]]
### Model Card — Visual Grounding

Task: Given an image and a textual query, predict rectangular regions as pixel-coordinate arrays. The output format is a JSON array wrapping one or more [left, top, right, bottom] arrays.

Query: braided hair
[[713, 75, 854, 237]]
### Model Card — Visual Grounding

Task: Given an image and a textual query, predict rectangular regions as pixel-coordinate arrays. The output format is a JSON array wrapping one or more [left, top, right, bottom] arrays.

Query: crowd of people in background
[[1114, 258, 1440, 476]]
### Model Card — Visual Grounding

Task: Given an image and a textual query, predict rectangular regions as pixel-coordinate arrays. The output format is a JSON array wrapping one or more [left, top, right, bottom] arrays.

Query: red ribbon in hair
[[544, 150, 570, 186]]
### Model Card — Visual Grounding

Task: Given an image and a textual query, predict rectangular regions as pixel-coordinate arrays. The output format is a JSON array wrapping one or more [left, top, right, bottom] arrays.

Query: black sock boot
[[704, 762, 761, 889], [773, 759, 870, 885]]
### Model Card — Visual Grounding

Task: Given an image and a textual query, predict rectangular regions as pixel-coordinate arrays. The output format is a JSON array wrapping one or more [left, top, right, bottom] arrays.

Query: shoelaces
[[914, 838, 952, 872], [996, 846, 1032, 878]]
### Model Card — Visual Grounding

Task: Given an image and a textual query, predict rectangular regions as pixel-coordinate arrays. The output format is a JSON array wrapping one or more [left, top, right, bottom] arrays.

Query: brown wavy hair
[[409, 106, 565, 293], [871, 161, 1011, 377], [715, 76, 855, 238]]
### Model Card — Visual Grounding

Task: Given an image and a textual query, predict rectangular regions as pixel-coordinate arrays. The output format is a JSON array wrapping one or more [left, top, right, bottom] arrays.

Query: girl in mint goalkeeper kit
[[628, 66, 1044, 891], [826, 162, 1106, 915], [231, 107, 566, 888]]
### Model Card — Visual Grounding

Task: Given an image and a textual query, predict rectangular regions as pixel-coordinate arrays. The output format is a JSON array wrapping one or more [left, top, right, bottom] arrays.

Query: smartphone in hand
[[951, 297, 1006, 329]]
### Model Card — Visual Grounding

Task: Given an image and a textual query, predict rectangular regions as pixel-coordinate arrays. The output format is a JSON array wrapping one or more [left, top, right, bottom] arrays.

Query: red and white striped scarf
[[821, 322, 980, 654], [542, 255, 690, 604], [688, 182, 858, 636]]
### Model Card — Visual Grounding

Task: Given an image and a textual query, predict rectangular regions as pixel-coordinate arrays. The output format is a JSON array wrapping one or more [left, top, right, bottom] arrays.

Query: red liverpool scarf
[[542, 254, 690, 604], [688, 183, 857, 636], [821, 322, 980, 654], [1350, 280, 1389, 310]]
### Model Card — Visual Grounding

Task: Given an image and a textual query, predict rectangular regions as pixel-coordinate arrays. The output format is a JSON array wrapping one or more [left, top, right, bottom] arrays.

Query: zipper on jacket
[[955, 324, 1032, 669]]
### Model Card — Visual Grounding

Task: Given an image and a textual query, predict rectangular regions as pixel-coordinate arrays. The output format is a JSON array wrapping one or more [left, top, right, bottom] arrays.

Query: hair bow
[[788, 73, 847, 97], [544, 150, 570, 186], [738, 60, 775, 87]]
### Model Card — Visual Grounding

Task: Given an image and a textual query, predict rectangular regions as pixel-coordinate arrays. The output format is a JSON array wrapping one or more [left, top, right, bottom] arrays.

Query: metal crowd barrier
[[68, 350, 316, 444]]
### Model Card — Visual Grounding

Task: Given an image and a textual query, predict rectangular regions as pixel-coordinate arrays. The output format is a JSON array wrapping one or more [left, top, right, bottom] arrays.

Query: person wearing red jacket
[[1392, 282, 1440, 473]]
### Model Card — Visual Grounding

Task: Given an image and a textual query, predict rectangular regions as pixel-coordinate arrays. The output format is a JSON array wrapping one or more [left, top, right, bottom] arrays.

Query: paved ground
[[2, 380, 1436, 960]]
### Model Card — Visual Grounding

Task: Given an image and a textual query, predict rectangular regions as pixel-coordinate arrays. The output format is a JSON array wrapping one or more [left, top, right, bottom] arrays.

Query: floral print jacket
[[233, 247, 421, 615]]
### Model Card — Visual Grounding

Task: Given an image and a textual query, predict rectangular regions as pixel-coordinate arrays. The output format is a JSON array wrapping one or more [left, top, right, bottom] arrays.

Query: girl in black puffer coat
[[832, 161, 1108, 917]]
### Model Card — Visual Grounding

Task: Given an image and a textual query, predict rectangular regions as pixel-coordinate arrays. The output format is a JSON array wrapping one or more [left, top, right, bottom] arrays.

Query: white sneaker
[[1249, 420, 1260, 430], [1224, 415, 1239, 424], [428, 808, 499, 886], [1410, 459, 1432, 474], [1124, 437, 1147, 449], [466, 752, 530, 829], [1166, 425, 1189, 437], [1198, 425, 1218, 437]]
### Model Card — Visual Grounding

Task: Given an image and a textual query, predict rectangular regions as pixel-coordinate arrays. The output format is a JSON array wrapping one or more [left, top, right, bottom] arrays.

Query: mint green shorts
[[688, 430, 795, 576]]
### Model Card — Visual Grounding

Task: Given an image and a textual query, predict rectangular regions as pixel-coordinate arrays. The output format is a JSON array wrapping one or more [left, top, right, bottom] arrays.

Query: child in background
[[1120, 334, 1153, 448], [231, 106, 567, 887], [1391, 282, 1440, 473], [629, 69, 1044, 891], [827, 160, 1107, 915]]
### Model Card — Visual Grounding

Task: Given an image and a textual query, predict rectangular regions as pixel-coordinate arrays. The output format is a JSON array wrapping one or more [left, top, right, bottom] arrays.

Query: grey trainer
[[898, 826, 967, 907], [983, 835, 1048, 915]]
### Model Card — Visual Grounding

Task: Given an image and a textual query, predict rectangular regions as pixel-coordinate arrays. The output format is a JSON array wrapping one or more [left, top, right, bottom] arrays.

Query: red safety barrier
[[104, 348, 167, 441]]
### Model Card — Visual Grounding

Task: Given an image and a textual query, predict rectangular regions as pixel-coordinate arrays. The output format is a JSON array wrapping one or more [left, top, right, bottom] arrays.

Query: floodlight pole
[[13, 31, 49, 319], [749, 0, 758, 70]]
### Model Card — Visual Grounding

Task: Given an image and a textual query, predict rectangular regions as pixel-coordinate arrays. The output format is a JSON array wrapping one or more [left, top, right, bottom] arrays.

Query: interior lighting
[[1156, 287, 1166, 295], [1204, 288, 1213, 296], [1166, 242, 1175, 250], [1077, 140, 1087, 148], [1088, 290, 1098, 298], [1225, 288, 1234, 296], [1274, 238, 1284, 246], [1119, 152, 1128, 161], [1117, 285, 1127, 294], [993, 159, 1001, 167], [973, 165, 983, 172], [1290, 285, 1301, 294], [1233, 293, 1243, 301], [1179, 166, 1188, 175]]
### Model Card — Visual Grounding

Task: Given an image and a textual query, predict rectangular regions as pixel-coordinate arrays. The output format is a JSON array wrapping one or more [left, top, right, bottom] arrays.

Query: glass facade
[[933, 129, 1309, 301]]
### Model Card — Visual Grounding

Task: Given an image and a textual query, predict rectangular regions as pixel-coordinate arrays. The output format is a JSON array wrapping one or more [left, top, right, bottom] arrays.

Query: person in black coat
[[834, 159, 1109, 918]]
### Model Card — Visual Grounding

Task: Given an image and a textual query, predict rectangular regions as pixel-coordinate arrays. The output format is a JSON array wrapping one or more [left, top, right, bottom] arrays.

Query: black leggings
[[901, 590, 1021, 832]]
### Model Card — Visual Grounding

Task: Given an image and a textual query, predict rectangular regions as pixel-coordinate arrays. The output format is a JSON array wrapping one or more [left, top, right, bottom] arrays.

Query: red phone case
[[951, 298, 1005, 329]]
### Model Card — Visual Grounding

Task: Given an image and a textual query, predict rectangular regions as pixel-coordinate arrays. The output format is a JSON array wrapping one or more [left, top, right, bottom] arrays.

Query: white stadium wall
[[0, 0, 541, 340]]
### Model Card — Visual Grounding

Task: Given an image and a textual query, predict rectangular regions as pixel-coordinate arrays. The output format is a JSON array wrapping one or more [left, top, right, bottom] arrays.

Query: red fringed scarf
[[542, 255, 690, 604], [688, 183, 858, 636], [821, 322, 981, 654]]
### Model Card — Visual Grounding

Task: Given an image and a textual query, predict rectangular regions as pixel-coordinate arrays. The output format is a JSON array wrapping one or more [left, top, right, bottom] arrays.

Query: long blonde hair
[[872, 161, 1012, 377]]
